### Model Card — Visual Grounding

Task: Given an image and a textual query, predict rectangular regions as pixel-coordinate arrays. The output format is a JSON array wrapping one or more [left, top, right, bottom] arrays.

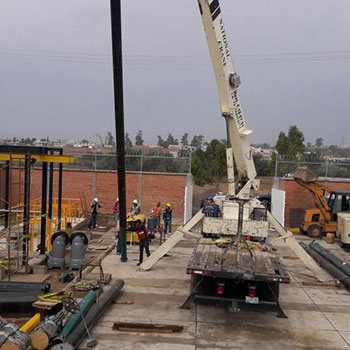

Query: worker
[[88, 198, 101, 229], [152, 202, 162, 230], [163, 203, 172, 235], [130, 199, 141, 216], [147, 210, 157, 239], [136, 219, 150, 266], [113, 198, 120, 228], [202, 197, 220, 217], [66, 222, 73, 237]]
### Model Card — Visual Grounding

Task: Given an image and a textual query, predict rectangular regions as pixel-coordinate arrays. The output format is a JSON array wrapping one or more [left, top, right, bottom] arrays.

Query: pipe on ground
[[52, 290, 98, 344], [19, 313, 41, 334], [55, 279, 124, 349], [299, 242, 350, 289], [309, 242, 350, 277]]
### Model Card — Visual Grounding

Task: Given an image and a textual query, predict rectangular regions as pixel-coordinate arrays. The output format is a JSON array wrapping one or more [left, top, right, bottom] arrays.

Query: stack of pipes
[[300, 241, 350, 289]]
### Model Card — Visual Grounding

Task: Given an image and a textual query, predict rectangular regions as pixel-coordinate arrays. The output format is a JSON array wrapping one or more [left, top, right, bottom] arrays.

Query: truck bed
[[187, 240, 290, 283]]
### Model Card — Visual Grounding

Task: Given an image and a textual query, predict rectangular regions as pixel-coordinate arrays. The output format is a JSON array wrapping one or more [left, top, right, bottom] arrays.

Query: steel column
[[22, 154, 31, 267], [110, 0, 127, 262], [40, 162, 48, 254], [57, 151, 63, 230], [4, 161, 9, 228], [48, 156, 54, 220]]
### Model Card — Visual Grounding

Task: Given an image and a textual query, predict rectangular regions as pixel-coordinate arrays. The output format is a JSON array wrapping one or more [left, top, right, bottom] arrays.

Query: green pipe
[[60, 290, 97, 339], [309, 242, 325, 252]]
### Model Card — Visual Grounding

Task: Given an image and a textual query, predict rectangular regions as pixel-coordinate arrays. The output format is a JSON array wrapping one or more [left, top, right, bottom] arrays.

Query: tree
[[165, 133, 178, 147], [272, 125, 305, 176], [125, 133, 133, 148], [275, 132, 289, 155], [274, 126, 305, 156], [157, 135, 165, 148], [191, 135, 205, 150], [315, 137, 324, 148], [287, 125, 305, 156], [181, 133, 189, 146], [191, 139, 226, 186], [105, 132, 115, 146], [135, 130, 144, 146]]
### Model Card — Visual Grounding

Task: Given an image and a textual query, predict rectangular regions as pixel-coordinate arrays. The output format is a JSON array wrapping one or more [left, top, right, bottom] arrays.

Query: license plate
[[245, 296, 259, 304]]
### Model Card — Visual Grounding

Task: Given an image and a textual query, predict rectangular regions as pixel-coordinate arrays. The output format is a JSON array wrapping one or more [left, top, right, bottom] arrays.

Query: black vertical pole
[[48, 156, 54, 220], [40, 162, 48, 254], [110, 0, 127, 262], [58, 150, 63, 230], [23, 154, 31, 266], [4, 161, 9, 229]]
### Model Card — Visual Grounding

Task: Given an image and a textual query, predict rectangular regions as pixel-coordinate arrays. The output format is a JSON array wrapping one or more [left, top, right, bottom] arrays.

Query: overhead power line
[[0, 47, 350, 65]]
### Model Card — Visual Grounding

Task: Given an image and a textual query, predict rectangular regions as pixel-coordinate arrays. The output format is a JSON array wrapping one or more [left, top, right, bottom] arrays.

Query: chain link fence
[[275, 154, 350, 179], [65, 150, 192, 174]]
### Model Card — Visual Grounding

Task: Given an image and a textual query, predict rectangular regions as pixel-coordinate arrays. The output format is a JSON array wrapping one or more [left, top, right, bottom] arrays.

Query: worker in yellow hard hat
[[163, 203, 172, 235]]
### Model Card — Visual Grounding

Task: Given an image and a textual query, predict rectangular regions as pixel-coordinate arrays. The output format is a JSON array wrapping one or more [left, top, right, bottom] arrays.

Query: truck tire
[[307, 225, 322, 238]]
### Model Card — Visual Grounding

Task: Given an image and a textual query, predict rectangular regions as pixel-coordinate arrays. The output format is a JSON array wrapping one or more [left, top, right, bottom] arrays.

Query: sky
[[0, 0, 349, 146]]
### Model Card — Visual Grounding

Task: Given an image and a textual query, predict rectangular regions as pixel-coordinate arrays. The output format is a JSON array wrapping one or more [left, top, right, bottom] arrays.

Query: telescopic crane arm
[[198, 0, 259, 197]]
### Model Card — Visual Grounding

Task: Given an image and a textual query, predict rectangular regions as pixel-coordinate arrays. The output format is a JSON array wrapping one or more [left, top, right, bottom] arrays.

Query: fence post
[[138, 150, 144, 207], [274, 151, 279, 178]]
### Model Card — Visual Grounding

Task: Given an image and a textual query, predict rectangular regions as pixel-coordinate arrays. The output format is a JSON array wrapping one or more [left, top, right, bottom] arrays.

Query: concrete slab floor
[[82, 234, 350, 349]]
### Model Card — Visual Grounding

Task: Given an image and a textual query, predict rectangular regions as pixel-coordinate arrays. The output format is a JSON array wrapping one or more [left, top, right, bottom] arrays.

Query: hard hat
[[133, 199, 138, 204], [166, 203, 171, 207], [94, 198, 98, 202]]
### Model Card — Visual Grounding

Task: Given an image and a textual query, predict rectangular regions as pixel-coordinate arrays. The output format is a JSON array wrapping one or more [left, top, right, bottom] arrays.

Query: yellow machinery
[[126, 214, 146, 244], [294, 166, 350, 238]]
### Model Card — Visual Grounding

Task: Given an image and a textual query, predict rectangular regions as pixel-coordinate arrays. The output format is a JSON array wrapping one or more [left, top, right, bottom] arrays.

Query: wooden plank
[[112, 322, 183, 334]]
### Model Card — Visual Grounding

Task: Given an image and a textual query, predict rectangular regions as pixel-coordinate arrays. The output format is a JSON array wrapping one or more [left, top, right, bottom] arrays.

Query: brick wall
[[4, 168, 189, 222], [276, 178, 350, 227]]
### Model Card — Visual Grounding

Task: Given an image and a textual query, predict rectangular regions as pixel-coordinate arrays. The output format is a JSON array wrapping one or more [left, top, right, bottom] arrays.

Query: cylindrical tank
[[48, 231, 69, 269], [69, 232, 88, 270], [0, 324, 19, 346], [2, 330, 30, 350]]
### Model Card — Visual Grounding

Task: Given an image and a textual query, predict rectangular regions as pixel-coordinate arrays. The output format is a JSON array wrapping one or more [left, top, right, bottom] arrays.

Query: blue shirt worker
[[88, 198, 101, 229], [163, 203, 172, 235]]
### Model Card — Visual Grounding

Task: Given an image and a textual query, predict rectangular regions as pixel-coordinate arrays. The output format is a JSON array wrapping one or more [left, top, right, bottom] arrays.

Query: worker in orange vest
[[152, 202, 162, 231]]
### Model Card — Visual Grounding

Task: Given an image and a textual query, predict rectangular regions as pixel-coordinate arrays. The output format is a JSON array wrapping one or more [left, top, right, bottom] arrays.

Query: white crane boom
[[198, 0, 258, 196]]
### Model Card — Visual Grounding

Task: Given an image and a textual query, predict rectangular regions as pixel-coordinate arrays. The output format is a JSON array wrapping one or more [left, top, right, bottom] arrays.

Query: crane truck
[[179, 0, 290, 316], [140, 0, 330, 312]]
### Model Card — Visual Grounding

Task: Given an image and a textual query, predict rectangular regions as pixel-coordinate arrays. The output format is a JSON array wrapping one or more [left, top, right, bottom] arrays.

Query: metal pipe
[[53, 290, 98, 344], [19, 313, 41, 333], [299, 242, 350, 289], [40, 162, 48, 254], [110, 0, 127, 262], [31, 309, 66, 350], [61, 280, 124, 348], [310, 242, 350, 277]]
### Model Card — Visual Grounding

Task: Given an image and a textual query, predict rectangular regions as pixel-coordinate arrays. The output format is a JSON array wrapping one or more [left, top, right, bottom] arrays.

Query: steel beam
[[0, 154, 73, 163]]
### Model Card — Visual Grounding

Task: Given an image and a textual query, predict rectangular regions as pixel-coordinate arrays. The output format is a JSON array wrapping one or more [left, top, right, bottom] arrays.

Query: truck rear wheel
[[307, 224, 322, 238]]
